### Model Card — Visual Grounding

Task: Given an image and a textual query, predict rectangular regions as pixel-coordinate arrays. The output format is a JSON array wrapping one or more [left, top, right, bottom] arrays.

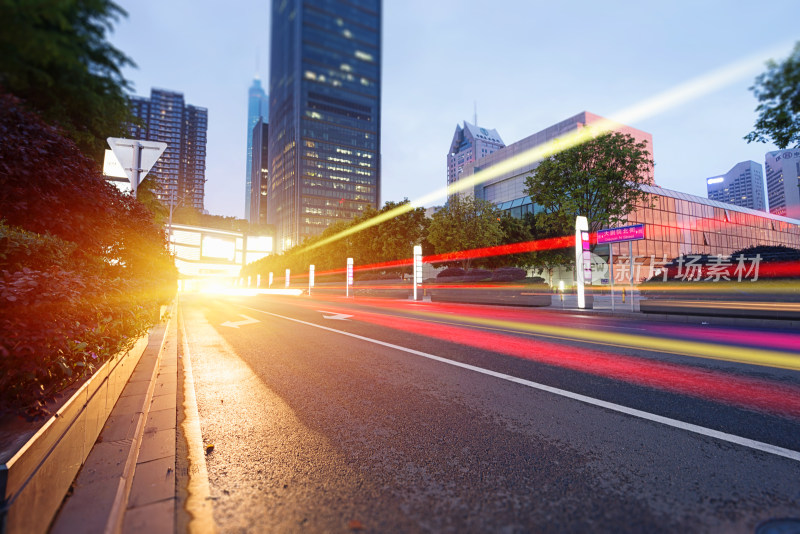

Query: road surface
[[178, 292, 800, 533]]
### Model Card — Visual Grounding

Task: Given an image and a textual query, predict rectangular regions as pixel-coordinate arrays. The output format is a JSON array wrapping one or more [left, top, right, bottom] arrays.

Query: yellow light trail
[[302, 42, 794, 253], [405, 309, 800, 371]]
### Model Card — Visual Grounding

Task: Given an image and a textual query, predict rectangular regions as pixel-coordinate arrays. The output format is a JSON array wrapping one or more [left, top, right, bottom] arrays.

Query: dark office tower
[[251, 118, 269, 226], [128, 88, 208, 210], [246, 78, 268, 222], [268, 0, 381, 252]]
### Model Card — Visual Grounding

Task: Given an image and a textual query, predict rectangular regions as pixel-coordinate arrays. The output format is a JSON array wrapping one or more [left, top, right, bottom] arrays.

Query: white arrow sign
[[316, 310, 353, 321], [107, 137, 167, 195], [220, 314, 260, 329]]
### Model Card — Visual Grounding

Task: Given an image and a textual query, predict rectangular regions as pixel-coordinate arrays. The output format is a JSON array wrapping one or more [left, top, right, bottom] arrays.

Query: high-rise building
[[454, 111, 654, 206], [765, 148, 800, 219], [268, 0, 381, 252], [250, 118, 269, 226], [706, 160, 766, 211], [245, 77, 268, 221], [129, 88, 207, 210], [447, 121, 504, 196]]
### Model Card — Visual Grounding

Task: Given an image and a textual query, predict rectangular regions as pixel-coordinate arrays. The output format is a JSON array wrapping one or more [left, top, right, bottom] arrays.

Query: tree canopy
[[0, 92, 175, 413], [524, 129, 653, 237], [427, 195, 503, 269], [243, 200, 429, 280], [745, 42, 800, 149], [0, 0, 135, 161]]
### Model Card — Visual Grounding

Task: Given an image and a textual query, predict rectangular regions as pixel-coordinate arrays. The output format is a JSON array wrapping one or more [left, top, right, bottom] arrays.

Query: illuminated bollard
[[285, 269, 290, 288], [268, 272, 273, 288], [346, 258, 354, 297], [413, 245, 422, 301], [257, 274, 261, 287], [309, 264, 315, 296]]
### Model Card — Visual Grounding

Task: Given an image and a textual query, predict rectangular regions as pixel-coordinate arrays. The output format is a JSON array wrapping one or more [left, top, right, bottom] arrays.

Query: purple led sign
[[596, 224, 645, 244]]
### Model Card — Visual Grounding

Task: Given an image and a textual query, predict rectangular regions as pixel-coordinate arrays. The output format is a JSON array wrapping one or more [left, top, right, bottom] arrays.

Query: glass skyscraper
[[765, 148, 800, 220], [245, 77, 268, 222], [268, 0, 381, 251], [706, 160, 766, 212], [129, 88, 208, 210]]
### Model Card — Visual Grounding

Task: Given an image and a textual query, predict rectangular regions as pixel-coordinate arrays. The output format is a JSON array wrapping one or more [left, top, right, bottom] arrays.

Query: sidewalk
[[51, 312, 179, 534]]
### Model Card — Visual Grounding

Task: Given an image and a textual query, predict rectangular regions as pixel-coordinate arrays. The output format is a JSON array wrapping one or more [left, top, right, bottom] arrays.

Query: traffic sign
[[106, 137, 167, 194]]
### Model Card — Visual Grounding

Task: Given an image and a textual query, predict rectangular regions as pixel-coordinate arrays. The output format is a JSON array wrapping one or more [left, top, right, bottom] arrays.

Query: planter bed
[[639, 299, 800, 320], [639, 281, 800, 320], [428, 286, 552, 307], [0, 322, 162, 534]]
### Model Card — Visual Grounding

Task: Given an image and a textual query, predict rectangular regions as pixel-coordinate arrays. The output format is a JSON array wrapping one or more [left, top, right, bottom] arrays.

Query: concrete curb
[[0, 331, 152, 534], [178, 305, 216, 534], [51, 305, 178, 534], [104, 309, 172, 533]]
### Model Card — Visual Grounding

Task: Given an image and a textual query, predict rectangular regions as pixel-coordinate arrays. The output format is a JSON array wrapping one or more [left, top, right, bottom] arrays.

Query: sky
[[109, 0, 799, 219]]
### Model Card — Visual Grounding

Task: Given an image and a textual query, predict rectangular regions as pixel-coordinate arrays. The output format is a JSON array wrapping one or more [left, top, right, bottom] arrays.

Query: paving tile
[[152, 378, 177, 397], [120, 380, 150, 397], [128, 456, 175, 508], [52, 439, 132, 533], [158, 365, 178, 376], [122, 498, 174, 534], [99, 413, 140, 442], [150, 391, 176, 412], [111, 394, 146, 416], [145, 408, 176, 432], [131, 356, 158, 377], [137, 428, 175, 463]]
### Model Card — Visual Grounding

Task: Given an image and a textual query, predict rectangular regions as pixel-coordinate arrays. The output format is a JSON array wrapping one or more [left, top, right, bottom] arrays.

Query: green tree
[[524, 129, 653, 236], [0, 0, 135, 161], [0, 93, 175, 412], [137, 176, 168, 224], [480, 213, 536, 269], [745, 42, 800, 149], [525, 212, 575, 282], [427, 195, 503, 269], [349, 200, 429, 273], [522, 130, 652, 283]]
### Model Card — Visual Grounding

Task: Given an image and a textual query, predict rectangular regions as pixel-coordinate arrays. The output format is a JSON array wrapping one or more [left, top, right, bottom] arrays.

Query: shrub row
[[0, 94, 176, 415]]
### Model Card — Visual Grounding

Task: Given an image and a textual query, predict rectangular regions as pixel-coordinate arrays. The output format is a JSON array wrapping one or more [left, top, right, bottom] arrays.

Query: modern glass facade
[[129, 88, 207, 210], [250, 119, 269, 226], [706, 160, 766, 212], [245, 78, 268, 222], [268, 0, 381, 252], [498, 184, 800, 283]]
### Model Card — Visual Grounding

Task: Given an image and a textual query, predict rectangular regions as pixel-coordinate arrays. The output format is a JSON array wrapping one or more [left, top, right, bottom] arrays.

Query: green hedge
[[0, 94, 176, 416]]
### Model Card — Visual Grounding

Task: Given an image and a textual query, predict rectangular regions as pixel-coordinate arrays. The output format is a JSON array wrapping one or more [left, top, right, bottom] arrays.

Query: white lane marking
[[316, 310, 353, 321], [220, 314, 260, 329], [238, 304, 800, 463]]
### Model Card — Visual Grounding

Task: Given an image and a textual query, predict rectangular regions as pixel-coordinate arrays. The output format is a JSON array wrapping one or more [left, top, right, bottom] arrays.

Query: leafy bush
[[437, 267, 466, 278], [491, 267, 527, 282], [0, 94, 176, 415], [464, 269, 492, 281]]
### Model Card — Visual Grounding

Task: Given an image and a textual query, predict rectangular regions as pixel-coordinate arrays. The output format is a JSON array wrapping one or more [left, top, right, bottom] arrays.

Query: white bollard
[[346, 258, 354, 297]]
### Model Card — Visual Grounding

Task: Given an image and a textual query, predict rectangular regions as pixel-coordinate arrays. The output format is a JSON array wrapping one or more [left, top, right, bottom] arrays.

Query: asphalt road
[[179, 292, 800, 533]]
